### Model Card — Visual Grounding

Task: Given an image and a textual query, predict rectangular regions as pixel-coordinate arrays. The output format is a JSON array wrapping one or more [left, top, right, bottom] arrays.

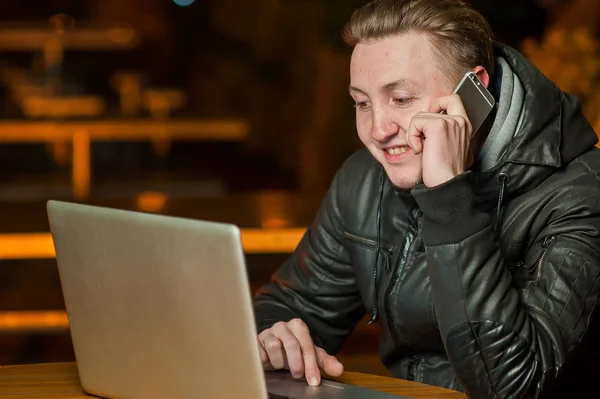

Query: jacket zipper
[[383, 209, 422, 346], [344, 232, 395, 256], [407, 355, 420, 381], [532, 236, 556, 282], [396, 230, 415, 277]]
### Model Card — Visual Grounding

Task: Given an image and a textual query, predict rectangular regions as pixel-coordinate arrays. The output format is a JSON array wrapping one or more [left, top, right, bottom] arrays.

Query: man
[[253, 0, 600, 397]]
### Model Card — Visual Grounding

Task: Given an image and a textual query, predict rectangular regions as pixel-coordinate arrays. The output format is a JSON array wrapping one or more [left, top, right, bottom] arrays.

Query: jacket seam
[[561, 193, 600, 223], [453, 242, 501, 397], [574, 153, 600, 178], [549, 193, 600, 257], [307, 222, 349, 297]]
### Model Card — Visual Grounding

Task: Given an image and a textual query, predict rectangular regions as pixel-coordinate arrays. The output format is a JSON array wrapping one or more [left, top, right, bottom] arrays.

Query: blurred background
[[0, 0, 599, 377]]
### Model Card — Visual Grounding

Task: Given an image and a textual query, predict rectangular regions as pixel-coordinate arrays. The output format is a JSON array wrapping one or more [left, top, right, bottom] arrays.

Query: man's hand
[[257, 318, 344, 386], [405, 94, 474, 187]]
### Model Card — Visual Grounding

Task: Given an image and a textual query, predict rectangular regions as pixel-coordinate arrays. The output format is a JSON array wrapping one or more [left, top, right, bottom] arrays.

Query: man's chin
[[391, 180, 421, 191], [374, 155, 422, 191], [386, 171, 423, 191]]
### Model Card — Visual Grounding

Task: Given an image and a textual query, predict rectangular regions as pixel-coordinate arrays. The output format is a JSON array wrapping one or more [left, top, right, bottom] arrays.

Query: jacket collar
[[471, 43, 598, 206]]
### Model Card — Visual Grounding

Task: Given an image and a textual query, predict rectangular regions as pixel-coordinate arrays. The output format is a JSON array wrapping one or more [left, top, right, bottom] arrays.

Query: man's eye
[[354, 102, 371, 111], [394, 98, 414, 106]]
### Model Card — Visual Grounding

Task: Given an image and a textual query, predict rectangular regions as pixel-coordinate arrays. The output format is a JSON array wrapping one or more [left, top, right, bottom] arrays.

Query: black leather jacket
[[253, 44, 600, 398]]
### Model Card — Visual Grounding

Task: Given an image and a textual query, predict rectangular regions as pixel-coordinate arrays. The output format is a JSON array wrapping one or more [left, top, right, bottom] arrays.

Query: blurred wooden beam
[[0, 118, 249, 200], [21, 96, 105, 119], [72, 131, 91, 201], [0, 119, 249, 142], [0, 228, 305, 260], [242, 228, 305, 254], [0, 26, 140, 51], [0, 311, 69, 333]]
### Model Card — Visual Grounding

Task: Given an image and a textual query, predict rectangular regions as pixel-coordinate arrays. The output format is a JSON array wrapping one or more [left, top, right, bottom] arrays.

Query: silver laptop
[[47, 200, 407, 399]]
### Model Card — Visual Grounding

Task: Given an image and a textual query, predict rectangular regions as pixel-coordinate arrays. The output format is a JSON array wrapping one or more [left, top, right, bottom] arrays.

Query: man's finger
[[271, 323, 305, 379], [287, 319, 321, 386], [315, 347, 344, 377], [260, 332, 286, 370], [257, 337, 274, 370], [406, 113, 452, 154], [429, 94, 468, 119], [406, 114, 428, 154]]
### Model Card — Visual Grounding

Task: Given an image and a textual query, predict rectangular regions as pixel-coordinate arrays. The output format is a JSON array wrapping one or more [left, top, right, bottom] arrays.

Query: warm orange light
[[241, 228, 305, 253], [21, 96, 105, 118], [108, 25, 136, 44], [0, 311, 69, 331], [0, 233, 55, 259], [136, 191, 168, 213], [261, 217, 288, 229], [72, 130, 90, 201], [258, 191, 292, 229], [0, 118, 249, 200], [0, 229, 306, 260]]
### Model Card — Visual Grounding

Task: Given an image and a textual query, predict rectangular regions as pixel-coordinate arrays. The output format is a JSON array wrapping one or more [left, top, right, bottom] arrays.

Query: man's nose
[[371, 108, 400, 142]]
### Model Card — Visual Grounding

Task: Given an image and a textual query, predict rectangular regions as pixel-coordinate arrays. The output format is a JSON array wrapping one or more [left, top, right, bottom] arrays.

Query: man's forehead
[[349, 34, 452, 94]]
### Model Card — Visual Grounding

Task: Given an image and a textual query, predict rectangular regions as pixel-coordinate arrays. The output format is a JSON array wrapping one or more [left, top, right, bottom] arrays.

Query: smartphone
[[452, 71, 495, 137]]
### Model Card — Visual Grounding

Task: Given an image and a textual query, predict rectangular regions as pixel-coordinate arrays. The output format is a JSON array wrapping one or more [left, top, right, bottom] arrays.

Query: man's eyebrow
[[348, 85, 365, 95], [383, 78, 418, 91], [348, 79, 418, 95]]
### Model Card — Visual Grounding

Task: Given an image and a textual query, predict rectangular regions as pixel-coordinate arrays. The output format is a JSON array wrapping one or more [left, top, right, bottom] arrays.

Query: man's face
[[349, 33, 456, 190]]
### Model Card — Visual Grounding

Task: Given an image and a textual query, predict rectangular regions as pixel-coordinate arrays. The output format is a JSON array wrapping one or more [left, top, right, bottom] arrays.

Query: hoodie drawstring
[[368, 170, 386, 325], [495, 173, 510, 231]]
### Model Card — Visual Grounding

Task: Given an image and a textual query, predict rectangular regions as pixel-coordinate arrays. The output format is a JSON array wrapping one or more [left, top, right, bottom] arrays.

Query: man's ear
[[473, 66, 490, 88]]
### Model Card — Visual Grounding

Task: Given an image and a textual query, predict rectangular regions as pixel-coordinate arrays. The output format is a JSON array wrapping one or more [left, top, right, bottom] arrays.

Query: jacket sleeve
[[412, 172, 600, 398], [253, 162, 365, 355]]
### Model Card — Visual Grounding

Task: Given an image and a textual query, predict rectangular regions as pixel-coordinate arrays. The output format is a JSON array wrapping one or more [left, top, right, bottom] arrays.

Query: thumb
[[315, 346, 344, 377]]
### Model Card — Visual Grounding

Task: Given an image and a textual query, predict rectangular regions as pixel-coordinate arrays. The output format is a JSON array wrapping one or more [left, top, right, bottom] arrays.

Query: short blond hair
[[343, 0, 495, 84]]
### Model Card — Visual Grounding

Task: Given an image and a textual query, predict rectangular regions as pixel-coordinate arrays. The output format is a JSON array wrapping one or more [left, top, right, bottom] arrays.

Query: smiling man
[[252, 0, 600, 397], [348, 31, 487, 190]]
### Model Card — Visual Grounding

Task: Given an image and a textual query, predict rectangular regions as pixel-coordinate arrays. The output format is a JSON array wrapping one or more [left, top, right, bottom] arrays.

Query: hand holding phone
[[406, 71, 494, 187]]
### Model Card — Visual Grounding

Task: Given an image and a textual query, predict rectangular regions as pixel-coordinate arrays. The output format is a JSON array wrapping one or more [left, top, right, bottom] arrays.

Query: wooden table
[[0, 362, 465, 398]]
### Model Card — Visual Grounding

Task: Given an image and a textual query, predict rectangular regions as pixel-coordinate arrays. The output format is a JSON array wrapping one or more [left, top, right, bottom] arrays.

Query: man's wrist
[[412, 172, 490, 246]]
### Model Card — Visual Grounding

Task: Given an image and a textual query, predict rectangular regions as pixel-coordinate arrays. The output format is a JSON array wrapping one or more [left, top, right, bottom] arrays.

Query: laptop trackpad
[[265, 371, 410, 398]]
